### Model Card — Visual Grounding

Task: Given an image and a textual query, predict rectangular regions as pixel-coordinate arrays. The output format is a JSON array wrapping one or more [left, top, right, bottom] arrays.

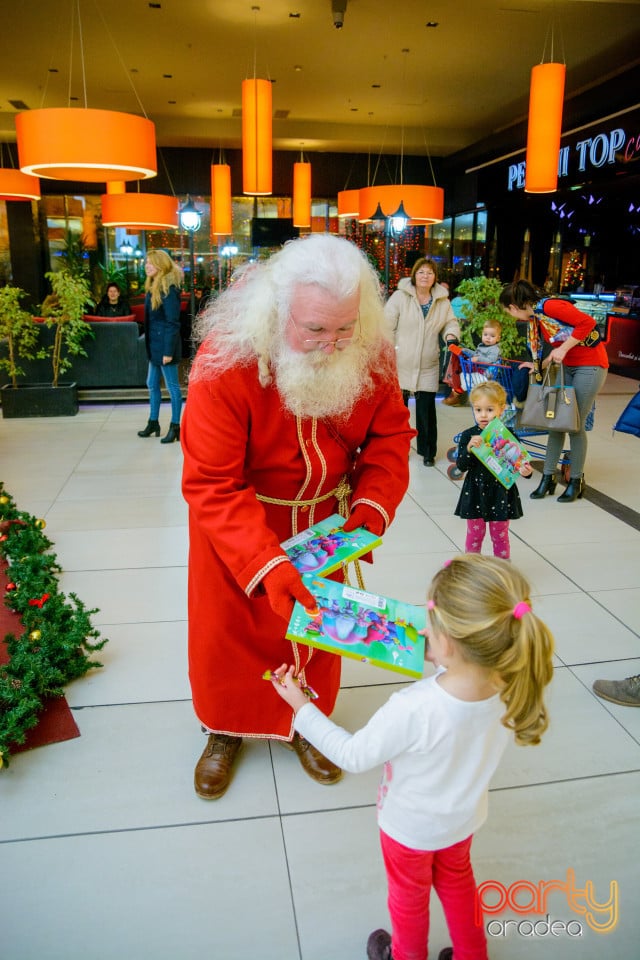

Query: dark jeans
[[403, 389, 437, 461]]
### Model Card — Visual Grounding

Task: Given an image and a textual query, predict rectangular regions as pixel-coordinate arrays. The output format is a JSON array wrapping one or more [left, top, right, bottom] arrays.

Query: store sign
[[507, 125, 636, 191]]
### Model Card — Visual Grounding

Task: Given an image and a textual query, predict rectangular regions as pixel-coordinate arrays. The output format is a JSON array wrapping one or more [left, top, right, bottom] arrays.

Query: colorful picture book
[[286, 574, 426, 678], [471, 417, 531, 489], [281, 513, 382, 578]]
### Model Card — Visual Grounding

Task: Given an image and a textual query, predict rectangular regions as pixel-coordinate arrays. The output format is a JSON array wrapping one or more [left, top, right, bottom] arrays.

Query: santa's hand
[[342, 505, 385, 537], [263, 562, 317, 622]]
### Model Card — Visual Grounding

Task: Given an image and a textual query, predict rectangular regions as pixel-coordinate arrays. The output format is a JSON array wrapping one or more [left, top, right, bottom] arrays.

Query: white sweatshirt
[[295, 672, 510, 851]]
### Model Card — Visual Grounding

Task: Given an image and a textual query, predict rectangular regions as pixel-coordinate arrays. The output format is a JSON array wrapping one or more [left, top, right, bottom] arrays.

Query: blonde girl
[[455, 380, 532, 558], [138, 249, 184, 444], [269, 553, 554, 960]]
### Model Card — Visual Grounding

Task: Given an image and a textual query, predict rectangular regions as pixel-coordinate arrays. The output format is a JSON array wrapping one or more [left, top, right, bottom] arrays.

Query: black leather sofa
[[0, 319, 148, 390]]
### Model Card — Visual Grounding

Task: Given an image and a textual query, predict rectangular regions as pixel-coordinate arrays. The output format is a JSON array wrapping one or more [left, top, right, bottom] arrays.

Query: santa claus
[[182, 233, 415, 799]]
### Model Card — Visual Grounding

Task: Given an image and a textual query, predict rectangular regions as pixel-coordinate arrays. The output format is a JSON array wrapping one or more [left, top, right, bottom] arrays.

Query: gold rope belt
[[256, 475, 365, 588]]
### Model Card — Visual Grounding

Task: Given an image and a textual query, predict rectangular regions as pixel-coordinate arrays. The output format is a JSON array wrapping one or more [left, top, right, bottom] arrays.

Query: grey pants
[[543, 365, 608, 477]]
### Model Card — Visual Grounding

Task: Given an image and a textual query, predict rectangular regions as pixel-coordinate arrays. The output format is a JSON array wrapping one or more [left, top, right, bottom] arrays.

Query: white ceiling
[[2, 0, 639, 160]]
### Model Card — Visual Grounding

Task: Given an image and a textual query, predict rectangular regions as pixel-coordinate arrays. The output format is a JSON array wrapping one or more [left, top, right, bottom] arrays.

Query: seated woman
[[93, 282, 132, 318]]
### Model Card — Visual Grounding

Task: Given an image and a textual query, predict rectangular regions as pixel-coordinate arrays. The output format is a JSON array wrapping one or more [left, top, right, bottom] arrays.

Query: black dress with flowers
[[454, 425, 524, 520]]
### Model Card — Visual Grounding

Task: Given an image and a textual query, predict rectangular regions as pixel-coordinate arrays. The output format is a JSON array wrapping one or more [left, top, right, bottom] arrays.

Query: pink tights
[[465, 518, 510, 558]]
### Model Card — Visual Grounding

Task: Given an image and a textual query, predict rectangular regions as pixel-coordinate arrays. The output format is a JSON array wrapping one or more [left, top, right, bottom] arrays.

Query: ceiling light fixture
[[16, 3, 157, 183], [242, 7, 272, 195], [292, 151, 311, 228], [525, 19, 566, 193], [211, 158, 233, 236]]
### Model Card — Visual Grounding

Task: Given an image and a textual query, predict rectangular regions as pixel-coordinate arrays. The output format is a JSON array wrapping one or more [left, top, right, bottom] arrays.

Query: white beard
[[273, 341, 373, 419]]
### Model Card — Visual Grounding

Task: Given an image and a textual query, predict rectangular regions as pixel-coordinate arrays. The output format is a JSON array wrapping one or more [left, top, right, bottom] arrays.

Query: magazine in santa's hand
[[281, 513, 382, 578], [286, 574, 426, 678], [470, 418, 531, 489]]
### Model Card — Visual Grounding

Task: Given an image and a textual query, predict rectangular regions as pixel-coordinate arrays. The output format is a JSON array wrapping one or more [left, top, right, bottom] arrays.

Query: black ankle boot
[[160, 422, 180, 444], [557, 476, 584, 502], [530, 473, 557, 499], [138, 419, 160, 438]]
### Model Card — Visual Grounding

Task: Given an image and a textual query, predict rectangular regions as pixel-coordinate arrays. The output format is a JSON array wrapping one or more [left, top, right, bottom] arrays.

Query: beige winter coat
[[385, 278, 460, 393]]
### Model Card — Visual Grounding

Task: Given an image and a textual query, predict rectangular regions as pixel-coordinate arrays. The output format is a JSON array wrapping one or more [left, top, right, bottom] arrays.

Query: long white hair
[[190, 234, 391, 386]]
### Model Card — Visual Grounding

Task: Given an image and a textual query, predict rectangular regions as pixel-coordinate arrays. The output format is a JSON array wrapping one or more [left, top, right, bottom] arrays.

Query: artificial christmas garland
[[0, 483, 107, 767]]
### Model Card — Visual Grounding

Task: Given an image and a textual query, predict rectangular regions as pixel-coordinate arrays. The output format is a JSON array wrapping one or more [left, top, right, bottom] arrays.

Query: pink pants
[[465, 518, 510, 559], [380, 831, 488, 960]]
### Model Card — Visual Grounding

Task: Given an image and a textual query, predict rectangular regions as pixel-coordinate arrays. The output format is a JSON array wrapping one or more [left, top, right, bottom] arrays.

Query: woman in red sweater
[[499, 280, 609, 502]]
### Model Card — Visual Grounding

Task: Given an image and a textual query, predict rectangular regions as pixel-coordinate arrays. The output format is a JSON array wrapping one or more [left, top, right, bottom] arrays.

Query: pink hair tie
[[513, 601, 531, 620], [443, 559, 452, 568], [427, 600, 436, 611]]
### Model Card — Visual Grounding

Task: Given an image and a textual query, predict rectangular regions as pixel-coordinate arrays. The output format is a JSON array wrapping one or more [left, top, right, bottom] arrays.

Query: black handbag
[[519, 364, 580, 432]]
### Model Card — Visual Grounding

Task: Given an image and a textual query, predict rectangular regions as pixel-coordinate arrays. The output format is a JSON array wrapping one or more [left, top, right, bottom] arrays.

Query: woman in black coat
[[137, 250, 184, 444]]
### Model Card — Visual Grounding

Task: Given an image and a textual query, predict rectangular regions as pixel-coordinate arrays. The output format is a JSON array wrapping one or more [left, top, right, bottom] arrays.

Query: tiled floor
[[1, 374, 639, 960]]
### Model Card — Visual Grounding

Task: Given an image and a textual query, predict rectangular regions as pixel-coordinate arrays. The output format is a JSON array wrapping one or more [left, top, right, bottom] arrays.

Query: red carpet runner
[[1, 563, 80, 756]]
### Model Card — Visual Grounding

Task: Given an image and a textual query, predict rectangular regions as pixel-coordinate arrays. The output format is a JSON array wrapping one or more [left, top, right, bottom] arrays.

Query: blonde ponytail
[[427, 555, 554, 746]]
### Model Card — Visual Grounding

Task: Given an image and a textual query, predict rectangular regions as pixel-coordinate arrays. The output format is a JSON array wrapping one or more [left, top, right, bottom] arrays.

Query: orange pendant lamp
[[358, 185, 444, 224], [0, 168, 41, 201], [211, 163, 232, 236], [101, 190, 179, 230], [16, 108, 157, 182], [337, 188, 360, 218], [242, 79, 272, 196], [525, 62, 566, 193], [292, 159, 311, 229]]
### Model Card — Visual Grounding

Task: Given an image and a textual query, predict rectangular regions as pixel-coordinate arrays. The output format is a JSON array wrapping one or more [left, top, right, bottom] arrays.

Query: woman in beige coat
[[384, 258, 460, 465]]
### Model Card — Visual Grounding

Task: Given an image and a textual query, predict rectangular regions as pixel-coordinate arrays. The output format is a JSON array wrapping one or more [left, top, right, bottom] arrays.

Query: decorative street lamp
[[369, 201, 409, 295], [179, 195, 202, 326]]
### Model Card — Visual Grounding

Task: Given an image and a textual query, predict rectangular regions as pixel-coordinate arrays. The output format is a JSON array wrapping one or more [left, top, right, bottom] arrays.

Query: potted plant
[[1, 270, 94, 418], [0, 285, 46, 389], [454, 275, 526, 359]]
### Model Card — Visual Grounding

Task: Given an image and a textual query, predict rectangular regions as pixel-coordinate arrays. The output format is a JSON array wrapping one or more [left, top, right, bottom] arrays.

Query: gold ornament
[[29, 630, 42, 641], [35, 518, 47, 529], [0, 495, 8, 504], [0, 752, 3, 769]]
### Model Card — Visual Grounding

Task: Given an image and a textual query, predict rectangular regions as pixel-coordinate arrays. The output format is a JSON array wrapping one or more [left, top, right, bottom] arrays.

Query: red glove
[[447, 342, 462, 356], [263, 562, 317, 622], [342, 505, 385, 537]]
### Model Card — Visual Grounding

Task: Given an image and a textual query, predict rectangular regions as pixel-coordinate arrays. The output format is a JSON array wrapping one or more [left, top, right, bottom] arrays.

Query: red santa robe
[[181, 346, 415, 741]]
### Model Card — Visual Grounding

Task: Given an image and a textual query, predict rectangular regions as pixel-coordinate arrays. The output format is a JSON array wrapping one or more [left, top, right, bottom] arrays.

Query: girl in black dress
[[455, 381, 532, 559]]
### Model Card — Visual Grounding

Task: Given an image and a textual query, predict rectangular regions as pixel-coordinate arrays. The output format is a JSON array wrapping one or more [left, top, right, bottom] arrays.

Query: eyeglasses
[[289, 314, 360, 350]]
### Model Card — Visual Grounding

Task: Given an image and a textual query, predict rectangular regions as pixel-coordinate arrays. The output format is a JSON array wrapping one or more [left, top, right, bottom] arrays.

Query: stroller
[[445, 356, 575, 481]]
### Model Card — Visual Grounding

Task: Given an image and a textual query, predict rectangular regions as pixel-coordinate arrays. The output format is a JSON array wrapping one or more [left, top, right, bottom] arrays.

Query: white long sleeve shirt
[[294, 672, 510, 851]]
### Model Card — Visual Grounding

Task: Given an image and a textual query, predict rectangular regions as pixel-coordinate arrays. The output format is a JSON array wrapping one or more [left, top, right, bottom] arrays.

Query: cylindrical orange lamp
[[358, 184, 444, 224], [16, 108, 157, 182], [0, 168, 41, 201], [525, 62, 566, 193], [211, 164, 232, 236], [337, 188, 360, 218], [292, 161, 311, 228], [242, 79, 272, 196], [101, 192, 179, 229]]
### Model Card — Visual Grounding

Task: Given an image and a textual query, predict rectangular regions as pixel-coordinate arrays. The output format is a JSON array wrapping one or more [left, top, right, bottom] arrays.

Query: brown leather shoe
[[443, 390, 467, 406], [290, 732, 343, 785], [194, 733, 243, 799]]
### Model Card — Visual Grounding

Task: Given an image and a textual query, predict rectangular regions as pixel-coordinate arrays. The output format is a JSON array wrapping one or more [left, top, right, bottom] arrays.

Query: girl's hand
[[269, 664, 311, 713], [519, 462, 533, 477], [518, 361, 534, 371], [468, 436, 483, 449], [162, 355, 173, 364]]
